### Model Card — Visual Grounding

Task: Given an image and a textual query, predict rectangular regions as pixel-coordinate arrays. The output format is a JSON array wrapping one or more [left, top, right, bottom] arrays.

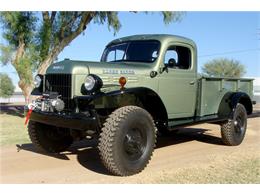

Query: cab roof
[[106, 34, 196, 48]]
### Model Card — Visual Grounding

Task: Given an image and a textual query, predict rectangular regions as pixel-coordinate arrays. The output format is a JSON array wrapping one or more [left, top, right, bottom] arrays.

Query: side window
[[164, 50, 178, 66], [115, 50, 125, 60], [164, 45, 191, 70], [106, 49, 125, 62], [106, 51, 115, 62]]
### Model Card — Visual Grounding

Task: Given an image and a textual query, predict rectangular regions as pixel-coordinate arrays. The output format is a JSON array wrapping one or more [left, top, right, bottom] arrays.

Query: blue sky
[[1, 12, 259, 91]]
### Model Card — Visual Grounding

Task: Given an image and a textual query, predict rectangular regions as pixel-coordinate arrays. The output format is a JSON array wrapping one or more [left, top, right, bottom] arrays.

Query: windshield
[[101, 40, 160, 63]]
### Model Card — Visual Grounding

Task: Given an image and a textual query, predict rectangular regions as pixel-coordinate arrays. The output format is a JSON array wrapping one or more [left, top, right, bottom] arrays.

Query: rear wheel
[[28, 121, 73, 153], [221, 103, 247, 146], [98, 106, 157, 176]]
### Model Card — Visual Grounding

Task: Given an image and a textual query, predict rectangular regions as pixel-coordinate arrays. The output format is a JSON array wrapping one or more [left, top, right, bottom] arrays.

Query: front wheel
[[28, 121, 73, 153], [221, 103, 247, 146], [98, 106, 157, 176]]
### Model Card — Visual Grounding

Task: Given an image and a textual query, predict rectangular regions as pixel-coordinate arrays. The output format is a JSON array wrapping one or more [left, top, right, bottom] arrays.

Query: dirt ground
[[0, 105, 259, 183]]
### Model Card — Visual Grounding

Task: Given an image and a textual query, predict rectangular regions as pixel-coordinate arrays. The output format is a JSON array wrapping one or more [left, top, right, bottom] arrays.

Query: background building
[[0, 91, 25, 103]]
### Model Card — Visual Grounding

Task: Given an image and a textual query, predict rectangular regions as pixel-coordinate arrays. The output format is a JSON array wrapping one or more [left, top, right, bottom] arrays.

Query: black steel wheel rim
[[123, 127, 147, 161], [234, 112, 246, 135]]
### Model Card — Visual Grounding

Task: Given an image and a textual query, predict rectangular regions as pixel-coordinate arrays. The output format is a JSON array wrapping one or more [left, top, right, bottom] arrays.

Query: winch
[[31, 92, 65, 113]]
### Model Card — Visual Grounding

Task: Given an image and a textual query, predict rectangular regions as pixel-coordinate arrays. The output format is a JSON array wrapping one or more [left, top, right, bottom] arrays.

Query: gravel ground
[[0, 104, 259, 183]]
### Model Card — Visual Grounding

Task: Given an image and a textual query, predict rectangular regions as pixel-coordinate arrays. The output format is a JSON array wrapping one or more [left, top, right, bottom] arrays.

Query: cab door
[[158, 43, 197, 119]]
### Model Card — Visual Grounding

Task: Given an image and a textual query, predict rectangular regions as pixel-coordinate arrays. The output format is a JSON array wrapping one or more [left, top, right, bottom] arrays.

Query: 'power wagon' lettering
[[103, 69, 135, 75]]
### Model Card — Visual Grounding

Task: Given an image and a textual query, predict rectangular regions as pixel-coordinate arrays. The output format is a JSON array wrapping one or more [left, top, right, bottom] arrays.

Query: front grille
[[45, 74, 72, 110]]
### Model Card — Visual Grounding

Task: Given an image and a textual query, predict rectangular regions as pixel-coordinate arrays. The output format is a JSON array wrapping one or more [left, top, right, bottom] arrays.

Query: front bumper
[[26, 109, 99, 131]]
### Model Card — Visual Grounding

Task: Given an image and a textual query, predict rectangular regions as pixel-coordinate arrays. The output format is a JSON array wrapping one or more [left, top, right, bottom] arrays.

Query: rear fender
[[218, 92, 253, 118]]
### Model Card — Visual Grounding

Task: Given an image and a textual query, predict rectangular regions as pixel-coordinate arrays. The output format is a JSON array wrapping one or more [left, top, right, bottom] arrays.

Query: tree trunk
[[38, 55, 54, 75], [38, 13, 94, 75], [37, 35, 70, 74], [12, 40, 35, 103], [18, 79, 34, 104], [11, 12, 95, 102], [37, 40, 73, 74]]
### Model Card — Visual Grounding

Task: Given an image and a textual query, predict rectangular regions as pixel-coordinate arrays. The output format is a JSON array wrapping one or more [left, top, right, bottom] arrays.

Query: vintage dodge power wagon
[[27, 34, 254, 176]]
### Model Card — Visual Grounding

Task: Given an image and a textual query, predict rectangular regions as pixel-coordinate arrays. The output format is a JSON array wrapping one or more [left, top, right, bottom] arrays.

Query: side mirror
[[159, 66, 169, 74]]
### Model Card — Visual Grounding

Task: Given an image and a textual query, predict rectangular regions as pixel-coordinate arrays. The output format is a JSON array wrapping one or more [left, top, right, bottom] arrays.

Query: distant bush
[[0, 73, 15, 98], [202, 58, 246, 77]]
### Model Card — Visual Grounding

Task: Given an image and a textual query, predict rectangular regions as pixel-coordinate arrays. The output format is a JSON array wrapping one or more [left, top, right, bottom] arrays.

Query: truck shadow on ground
[[156, 128, 223, 148], [16, 127, 224, 176]]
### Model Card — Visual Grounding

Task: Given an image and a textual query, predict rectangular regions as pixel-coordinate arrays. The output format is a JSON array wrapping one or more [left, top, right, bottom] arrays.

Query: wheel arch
[[91, 87, 168, 126], [218, 92, 253, 118]]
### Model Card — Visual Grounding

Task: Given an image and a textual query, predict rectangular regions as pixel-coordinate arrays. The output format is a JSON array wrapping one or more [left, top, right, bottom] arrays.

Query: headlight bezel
[[84, 75, 96, 91], [82, 74, 103, 94]]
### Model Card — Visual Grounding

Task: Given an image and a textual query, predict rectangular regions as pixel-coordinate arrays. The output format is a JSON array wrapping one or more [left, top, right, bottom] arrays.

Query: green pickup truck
[[27, 34, 254, 176]]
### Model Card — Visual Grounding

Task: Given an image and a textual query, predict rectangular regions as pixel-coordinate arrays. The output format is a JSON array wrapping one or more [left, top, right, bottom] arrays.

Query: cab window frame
[[164, 44, 192, 70]]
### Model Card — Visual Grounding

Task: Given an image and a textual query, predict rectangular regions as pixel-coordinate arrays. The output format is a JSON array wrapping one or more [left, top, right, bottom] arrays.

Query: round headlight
[[84, 75, 96, 91], [83, 74, 103, 93], [34, 75, 42, 88]]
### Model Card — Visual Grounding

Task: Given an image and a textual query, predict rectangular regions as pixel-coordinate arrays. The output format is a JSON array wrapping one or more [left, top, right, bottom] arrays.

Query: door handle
[[189, 81, 195, 85]]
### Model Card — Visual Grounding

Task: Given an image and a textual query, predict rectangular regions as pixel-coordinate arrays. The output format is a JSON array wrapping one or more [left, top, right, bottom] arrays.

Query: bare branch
[[38, 12, 96, 74], [42, 11, 49, 21], [58, 12, 80, 40], [63, 12, 95, 44], [50, 11, 56, 24], [12, 39, 25, 66]]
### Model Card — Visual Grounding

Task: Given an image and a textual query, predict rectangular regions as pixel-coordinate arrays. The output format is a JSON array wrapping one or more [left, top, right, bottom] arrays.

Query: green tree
[[0, 73, 15, 98], [0, 11, 184, 100], [202, 58, 246, 77]]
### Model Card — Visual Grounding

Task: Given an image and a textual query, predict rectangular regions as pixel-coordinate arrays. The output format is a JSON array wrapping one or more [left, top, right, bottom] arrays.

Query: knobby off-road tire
[[28, 121, 73, 153], [221, 103, 247, 146], [98, 106, 157, 176]]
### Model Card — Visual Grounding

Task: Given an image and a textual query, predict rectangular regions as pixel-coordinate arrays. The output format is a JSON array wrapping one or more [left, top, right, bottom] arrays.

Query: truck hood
[[47, 60, 152, 75], [46, 60, 153, 89]]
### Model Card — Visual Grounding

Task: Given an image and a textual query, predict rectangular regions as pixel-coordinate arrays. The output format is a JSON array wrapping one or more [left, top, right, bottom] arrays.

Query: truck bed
[[197, 76, 254, 117]]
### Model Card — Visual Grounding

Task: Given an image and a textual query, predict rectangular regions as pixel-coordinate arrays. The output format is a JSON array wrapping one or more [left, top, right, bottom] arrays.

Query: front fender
[[76, 87, 168, 124]]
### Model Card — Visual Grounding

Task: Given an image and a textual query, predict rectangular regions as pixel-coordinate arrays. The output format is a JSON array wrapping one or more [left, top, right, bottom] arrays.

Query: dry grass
[[0, 113, 30, 146], [152, 154, 260, 184]]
